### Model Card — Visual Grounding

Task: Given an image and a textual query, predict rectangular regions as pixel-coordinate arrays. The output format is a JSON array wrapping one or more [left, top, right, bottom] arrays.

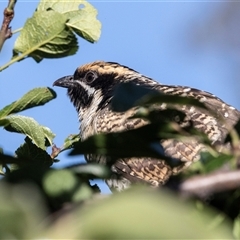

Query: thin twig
[[11, 27, 22, 34], [179, 169, 240, 199], [0, 0, 17, 52]]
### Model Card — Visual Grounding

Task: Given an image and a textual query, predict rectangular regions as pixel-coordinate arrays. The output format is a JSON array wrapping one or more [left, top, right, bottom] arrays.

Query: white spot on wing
[[189, 106, 195, 113], [199, 96, 207, 102], [161, 103, 167, 109], [183, 88, 191, 92]]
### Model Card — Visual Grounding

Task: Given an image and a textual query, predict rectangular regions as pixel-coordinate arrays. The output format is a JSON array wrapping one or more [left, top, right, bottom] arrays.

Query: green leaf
[[43, 169, 78, 198], [63, 134, 80, 151], [48, 188, 233, 239], [0, 87, 56, 119], [15, 137, 53, 167], [112, 82, 158, 112], [0, 115, 55, 150], [37, 0, 101, 43], [13, 10, 78, 62], [0, 149, 12, 175], [70, 163, 110, 179], [199, 152, 234, 174], [50, 134, 80, 159], [0, 153, 19, 165], [66, 8, 101, 43], [43, 169, 94, 202], [185, 151, 234, 177], [69, 119, 213, 169], [0, 183, 46, 239], [42, 126, 56, 146], [233, 215, 240, 239], [0, 152, 20, 175], [72, 182, 94, 202], [112, 82, 207, 112], [132, 107, 187, 124], [69, 123, 185, 168], [225, 119, 240, 143]]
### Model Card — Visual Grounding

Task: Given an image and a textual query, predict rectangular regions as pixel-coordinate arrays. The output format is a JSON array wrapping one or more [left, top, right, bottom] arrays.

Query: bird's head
[[53, 61, 157, 117]]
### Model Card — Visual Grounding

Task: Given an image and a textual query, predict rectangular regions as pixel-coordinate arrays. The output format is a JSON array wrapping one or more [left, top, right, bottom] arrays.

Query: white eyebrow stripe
[[76, 80, 95, 95]]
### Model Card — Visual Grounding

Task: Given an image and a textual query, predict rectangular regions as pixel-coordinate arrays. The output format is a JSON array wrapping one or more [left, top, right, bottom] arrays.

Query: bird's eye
[[84, 71, 97, 83]]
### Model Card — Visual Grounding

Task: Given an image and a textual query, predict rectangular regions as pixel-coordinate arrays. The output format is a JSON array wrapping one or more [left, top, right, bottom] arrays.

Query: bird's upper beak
[[53, 75, 75, 88]]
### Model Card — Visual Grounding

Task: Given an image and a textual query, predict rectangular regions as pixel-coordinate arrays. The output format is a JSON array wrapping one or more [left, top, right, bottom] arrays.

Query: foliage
[[0, 0, 101, 71], [0, 88, 56, 149], [0, 0, 240, 239]]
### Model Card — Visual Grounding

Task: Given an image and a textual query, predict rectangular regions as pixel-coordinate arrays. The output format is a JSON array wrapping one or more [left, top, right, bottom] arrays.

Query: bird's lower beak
[[53, 75, 75, 88]]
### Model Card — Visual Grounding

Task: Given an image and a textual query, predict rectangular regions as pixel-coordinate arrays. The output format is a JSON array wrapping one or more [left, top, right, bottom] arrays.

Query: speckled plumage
[[53, 61, 240, 191]]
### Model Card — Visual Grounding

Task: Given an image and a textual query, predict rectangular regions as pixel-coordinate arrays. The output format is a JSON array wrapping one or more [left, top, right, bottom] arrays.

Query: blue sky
[[1, 1, 240, 193]]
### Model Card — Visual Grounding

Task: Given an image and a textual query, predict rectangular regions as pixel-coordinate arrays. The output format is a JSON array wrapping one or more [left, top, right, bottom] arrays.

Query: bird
[[53, 61, 240, 191]]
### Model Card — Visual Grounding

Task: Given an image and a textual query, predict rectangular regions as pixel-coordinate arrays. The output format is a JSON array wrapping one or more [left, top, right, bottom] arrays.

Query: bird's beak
[[53, 75, 75, 88]]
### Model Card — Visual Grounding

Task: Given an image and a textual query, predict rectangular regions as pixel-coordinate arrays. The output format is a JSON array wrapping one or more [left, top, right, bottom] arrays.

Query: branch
[[0, 0, 17, 52], [178, 169, 240, 199]]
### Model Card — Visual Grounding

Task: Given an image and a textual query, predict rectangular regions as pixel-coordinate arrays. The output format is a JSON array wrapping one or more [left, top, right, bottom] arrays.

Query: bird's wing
[[155, 85, 240, 143], [158, 85, 240, 128], [92, 85, 240, 186], [112, 157, 172, 186]]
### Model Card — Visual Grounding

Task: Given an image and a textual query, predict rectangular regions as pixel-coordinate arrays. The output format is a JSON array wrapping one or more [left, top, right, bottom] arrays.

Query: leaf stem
[[0, 52, 28, 72], [12, 27, 22, 34]]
